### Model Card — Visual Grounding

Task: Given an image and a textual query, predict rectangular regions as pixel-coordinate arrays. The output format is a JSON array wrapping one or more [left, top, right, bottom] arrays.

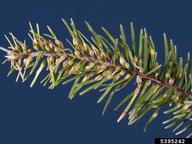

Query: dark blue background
[[0, 0, 191, 143]]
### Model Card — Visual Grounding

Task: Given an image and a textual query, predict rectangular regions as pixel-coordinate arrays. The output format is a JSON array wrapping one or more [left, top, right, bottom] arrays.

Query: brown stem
[[3, 49, 192, 98]]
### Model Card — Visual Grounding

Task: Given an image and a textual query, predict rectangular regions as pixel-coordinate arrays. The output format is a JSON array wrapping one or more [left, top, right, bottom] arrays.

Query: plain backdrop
[[0, 0, 191, 143]]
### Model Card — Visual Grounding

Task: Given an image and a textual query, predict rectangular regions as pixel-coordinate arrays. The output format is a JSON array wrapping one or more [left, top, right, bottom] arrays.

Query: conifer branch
[[0, 19, 192, 137]]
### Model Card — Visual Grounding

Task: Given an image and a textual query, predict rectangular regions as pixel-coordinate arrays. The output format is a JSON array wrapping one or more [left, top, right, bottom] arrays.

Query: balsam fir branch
[[0, 19, 192, 137]]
